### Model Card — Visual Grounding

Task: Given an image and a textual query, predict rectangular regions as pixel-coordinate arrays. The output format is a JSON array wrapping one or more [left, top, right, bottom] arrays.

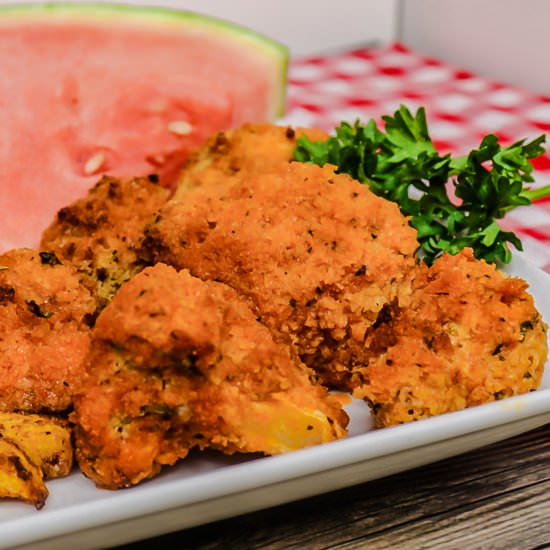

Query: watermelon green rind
[[0, 2, 289, 118]]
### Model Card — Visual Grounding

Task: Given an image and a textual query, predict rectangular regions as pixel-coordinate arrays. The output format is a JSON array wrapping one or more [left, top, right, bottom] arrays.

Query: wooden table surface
[[119, 423, 550, 549]]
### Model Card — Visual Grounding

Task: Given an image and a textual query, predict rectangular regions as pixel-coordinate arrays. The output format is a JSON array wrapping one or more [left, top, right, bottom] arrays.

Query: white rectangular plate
[[1, 253, 549, 550]]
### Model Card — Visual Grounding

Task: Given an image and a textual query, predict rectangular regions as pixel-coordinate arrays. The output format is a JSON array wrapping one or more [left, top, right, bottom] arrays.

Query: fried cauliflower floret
[[0, 437, 48, 509], [0, 412, 73, 479], [176, 123, 329, 194], [355, 249, 548, 427], [0, 413, 73, 508], [40, 175, 169, 311], [142, 161, 418, 390], [72, 264, 347, 489], [0, 248, 95, 412]]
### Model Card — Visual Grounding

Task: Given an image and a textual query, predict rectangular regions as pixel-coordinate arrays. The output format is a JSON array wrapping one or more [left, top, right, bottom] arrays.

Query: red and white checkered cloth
[[283, 43, 550, 273]]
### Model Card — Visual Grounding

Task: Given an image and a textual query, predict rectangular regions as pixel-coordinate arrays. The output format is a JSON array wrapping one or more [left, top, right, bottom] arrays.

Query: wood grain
[[120, 424, 550, 549]]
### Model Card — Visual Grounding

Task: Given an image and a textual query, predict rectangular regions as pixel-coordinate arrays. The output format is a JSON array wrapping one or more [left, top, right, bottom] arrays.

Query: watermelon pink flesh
[[0, 17, 285, 250]]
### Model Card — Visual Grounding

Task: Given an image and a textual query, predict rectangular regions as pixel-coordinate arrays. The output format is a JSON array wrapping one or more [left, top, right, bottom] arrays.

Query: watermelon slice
[[0, 3, 288, 250]]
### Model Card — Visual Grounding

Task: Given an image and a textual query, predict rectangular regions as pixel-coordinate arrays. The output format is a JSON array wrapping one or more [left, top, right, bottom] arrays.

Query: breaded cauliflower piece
[[0, 248, 95, 412], [355, 249, 548, 427], [0, 437, 48, 509], [142, 160, 418, 391], [0, 412, 73, 479], [176, 123, 328, 195], [40, 175, 169, 311], [0, 412, 73, 508], [72, 264, 348, 489]]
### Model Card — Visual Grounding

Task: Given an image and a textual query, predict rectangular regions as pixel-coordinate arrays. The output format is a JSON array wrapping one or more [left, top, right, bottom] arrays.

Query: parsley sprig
[[293, 105, 550, 264]]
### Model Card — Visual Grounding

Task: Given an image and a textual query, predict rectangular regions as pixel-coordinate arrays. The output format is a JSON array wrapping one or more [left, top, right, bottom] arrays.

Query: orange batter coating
[[355, 249, 548, 427], [142, 160, 419, 391], [72, 264, 348, 489], [0, 248, 95, 412], [176, 122, 329, 195], [41, 175, 169, 312]]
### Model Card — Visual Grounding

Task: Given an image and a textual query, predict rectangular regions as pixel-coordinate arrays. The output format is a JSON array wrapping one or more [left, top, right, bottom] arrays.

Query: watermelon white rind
[[0, 2, 288, 119]]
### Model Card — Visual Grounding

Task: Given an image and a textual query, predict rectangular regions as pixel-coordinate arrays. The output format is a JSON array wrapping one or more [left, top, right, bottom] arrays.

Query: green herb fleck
[[107, 340, 127, 352], [25, 299, 53, 318], [39, 252, 61, 266], [139, 404, 175, 418], [0, 286, 15, 302]]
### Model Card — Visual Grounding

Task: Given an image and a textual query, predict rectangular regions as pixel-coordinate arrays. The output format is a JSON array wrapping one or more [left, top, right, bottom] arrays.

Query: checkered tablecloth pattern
[[283, 43, 550, 273]]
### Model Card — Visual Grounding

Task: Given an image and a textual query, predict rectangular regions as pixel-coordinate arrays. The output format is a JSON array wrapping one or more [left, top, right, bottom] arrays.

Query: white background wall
[[399, 0, 550, 94]]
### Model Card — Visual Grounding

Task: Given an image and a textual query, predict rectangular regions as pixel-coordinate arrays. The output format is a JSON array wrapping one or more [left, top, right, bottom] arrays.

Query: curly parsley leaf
[[293, 105, 549, 264]]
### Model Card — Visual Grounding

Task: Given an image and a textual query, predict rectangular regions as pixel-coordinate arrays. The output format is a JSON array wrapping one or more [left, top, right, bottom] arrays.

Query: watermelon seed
[[149, 154, 166, 166], [84, 152, 105, 175], [168, 120, 193, 136]]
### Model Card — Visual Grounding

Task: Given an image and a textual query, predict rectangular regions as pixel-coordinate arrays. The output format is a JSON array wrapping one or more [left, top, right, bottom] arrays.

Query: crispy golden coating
[[0, 413, 73, 508], [0, 248, 95, 413], [176, 123, 329, 195], [355, 249, 548, 427], [0, 413, 73, 479], [73, 264, 347, 489], [143, 161, 418, 390], [40, 175, 169, 311], [0, 437, 48, 509]]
